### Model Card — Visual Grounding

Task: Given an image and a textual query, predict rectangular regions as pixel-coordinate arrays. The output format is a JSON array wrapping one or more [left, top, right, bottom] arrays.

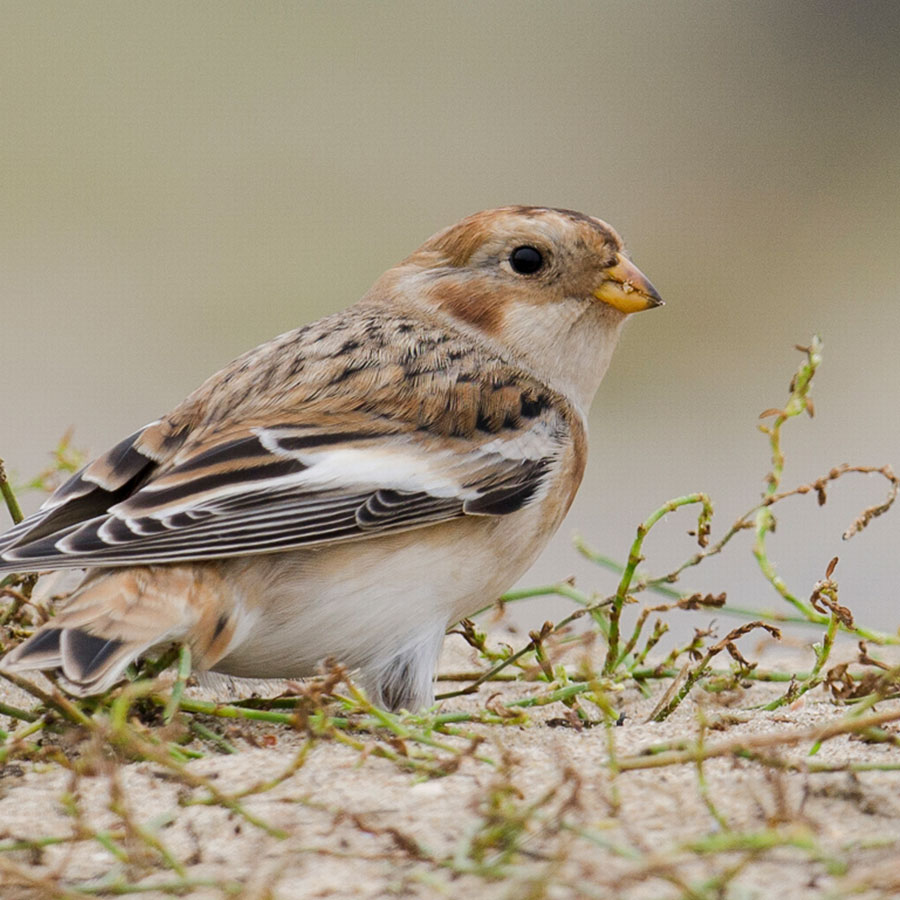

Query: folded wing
[[0, 416, 562, 570], [0, 310, 575, 572]]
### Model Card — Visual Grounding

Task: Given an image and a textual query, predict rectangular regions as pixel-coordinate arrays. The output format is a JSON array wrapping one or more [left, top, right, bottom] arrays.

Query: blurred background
[[2, 2, 898, 638]]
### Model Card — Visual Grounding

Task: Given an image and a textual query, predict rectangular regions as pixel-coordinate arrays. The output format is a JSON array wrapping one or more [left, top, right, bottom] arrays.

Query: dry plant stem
[[438, 646, 876, 699], [325, 720, 463, 775], [436, 637, 540, 700], [0, 857, 236, 900], [562, 819, 824, 898], [760, 337, 821, 498], [0, 833, 107, 854], [0, 699, 40, 722], [154, 692, 496, 766], [438, 589, 611, 701], [644, 464, 898, 601], [475, 580, 600, 627], [162, 644, 191, 724], [617, 704, 900, 771], [585, 548, 891, 634], [764, 611, 838, 712], [583, 466, 897, 645], [603, 493, 713, 675], [0, 584, 42, 626], [107, 767, 186, 877], [694, 711, 731, 831], [649, 621, 781, 722], [447, 665, 811, 687], [0, 716, 48, 765], [581, 341, 897, 648], [0, 855, 89, 900], [188, 719, 238, 753], [118, 735, 286, 839], [0, 462, 32, 596], [0, 458, 24, 525], [337, 680, 483, 755], [842, 463, 898, 538], [759, 338, 839, 617], [0, 670, 93, 727], [69, 877, 239, 896], [226, 741, 315, 801], [98, 680, 288, 837]]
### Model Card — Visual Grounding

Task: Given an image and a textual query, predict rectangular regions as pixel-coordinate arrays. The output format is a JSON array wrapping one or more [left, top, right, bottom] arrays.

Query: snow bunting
[[0, 206, 662, 709]]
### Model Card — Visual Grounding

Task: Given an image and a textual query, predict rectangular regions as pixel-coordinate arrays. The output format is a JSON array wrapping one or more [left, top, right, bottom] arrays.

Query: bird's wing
[[0, 319, 573, 570], [0, 420, 562, 569]]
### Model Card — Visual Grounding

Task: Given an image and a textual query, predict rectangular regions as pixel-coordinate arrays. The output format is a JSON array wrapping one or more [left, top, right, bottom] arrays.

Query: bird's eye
[[509, 246, 544, 275]]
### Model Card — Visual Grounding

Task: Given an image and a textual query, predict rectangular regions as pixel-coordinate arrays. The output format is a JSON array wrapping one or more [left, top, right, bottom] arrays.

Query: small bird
[[0, 207, 662, 710]]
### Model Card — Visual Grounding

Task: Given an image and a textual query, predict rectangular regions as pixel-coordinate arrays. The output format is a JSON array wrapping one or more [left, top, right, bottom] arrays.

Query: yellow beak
[[593, 254, 664, 314]]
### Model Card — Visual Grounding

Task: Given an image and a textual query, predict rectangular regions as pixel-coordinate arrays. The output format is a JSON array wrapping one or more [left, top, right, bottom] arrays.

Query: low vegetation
[[0, 337, 898, 899]]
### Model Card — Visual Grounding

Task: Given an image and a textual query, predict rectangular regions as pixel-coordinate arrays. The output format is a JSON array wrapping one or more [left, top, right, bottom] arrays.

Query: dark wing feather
[[0, 422, 183, 555], [0, 424, 560, 570]]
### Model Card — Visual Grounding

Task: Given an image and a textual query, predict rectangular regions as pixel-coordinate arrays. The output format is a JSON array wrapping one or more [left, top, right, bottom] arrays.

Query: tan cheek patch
[[430, 280, 506, 334]]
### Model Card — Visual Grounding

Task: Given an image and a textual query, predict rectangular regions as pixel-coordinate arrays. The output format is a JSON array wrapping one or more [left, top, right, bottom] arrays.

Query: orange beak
[[593, 254, 664, 314]]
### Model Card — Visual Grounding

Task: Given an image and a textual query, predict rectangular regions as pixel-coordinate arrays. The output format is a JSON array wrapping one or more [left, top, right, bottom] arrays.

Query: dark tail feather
[[1, 564, 231, 696], [2, 627, 64, 670], [1, 624, 145, 696], [59, 630, 126, 681]]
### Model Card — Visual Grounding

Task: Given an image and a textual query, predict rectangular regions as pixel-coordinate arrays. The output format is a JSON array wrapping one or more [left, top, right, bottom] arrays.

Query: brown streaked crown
[[417, 206, 623, 270]]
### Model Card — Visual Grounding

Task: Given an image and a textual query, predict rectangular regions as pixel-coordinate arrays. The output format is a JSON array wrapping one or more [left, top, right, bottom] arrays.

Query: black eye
[[509, 245, 544, 275]]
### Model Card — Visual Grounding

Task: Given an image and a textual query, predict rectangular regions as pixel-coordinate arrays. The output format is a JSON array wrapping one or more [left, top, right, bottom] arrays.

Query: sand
[[1, 637, 899, 900]]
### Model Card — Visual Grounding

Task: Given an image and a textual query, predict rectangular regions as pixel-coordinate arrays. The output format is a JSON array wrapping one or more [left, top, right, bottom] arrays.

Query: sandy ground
[[1, 636, 900, 900]]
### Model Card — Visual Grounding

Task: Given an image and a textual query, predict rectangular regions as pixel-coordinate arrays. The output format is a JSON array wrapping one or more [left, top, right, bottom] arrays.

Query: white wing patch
[[1, 414, 566, 571]]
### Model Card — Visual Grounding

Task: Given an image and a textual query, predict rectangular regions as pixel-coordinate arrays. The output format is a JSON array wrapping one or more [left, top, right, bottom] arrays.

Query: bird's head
[[367, 206, 663, 411]]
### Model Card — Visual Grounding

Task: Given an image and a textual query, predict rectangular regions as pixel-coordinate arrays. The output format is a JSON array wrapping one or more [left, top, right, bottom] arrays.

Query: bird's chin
[[494, 297, 626, 411]]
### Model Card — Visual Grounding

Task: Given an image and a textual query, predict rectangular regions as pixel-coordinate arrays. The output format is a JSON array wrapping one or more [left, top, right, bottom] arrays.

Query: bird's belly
[[212, 511, 553, 679]]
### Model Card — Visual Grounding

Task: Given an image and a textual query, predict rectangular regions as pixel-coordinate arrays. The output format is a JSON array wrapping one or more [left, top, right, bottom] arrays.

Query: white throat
[[497, 298, 627, 416]]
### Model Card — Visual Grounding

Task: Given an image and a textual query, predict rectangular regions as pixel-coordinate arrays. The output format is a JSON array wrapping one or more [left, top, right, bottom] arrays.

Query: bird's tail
[[0, 564, 239, 696]]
